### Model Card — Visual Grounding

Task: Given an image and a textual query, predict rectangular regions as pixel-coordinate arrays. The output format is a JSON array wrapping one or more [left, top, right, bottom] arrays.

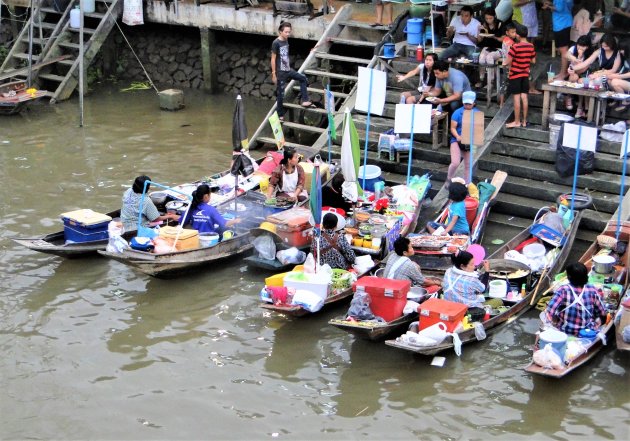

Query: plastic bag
[[346, 290, 381, 321], [564, 339, 587, 363], [352, 254, 374, 274], [304, 253, 316, 273], [555, 120, 596, 177], [291, 289, 324, 312], [253, 234, 277, 261], [403, 300, 420, 315], [600, 121, 626, 142], [533, 343, 564, 369], [106, 235, 129, 254], [473, 322, 487, 341], [108, 221, 124, 238], [122, 0, 144, 26], [276, 247, 307, 265]]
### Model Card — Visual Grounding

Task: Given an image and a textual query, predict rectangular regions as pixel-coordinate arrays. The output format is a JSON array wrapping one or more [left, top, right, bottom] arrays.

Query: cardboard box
[[159, 226, 200, 251], [353, 276, 410, 322], [299, 162, 330, 188], [460, 109, 484, 145], [418, 298, 468, 332]]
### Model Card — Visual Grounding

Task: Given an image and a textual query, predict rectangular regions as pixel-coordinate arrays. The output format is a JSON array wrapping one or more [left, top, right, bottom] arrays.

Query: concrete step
[[339, 20, 389, 31], [478, 152, 630, 194], [475, 168, 619, 214], [491, 137, 628, 174]]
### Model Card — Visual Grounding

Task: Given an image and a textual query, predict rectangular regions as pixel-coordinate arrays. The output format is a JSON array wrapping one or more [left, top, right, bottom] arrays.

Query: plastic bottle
[[521, 283, 526, 297], [70, 6, 81, 29]]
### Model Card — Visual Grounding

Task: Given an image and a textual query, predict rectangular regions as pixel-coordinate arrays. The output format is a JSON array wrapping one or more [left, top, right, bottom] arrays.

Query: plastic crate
[[529, 223, 566, 247]]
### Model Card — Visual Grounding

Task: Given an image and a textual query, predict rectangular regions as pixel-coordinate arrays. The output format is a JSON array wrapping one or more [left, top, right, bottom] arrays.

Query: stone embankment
[[111, 26, 308, 98]]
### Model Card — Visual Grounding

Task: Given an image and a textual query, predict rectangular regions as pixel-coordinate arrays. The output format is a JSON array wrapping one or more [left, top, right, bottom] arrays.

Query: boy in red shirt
[[505, 24, 536, 128]]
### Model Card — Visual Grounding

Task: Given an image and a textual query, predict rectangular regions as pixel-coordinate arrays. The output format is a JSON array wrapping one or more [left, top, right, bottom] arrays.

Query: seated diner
[[384, 237, 442, 290], [542, 262, 606, 336]]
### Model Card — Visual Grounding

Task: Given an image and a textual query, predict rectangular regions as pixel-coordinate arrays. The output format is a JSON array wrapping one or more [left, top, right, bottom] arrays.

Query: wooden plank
[[0, 55, 71, 82], [303, 69, 358, 81], [313, 52, 372, 65], [327, 37, 377, 48]]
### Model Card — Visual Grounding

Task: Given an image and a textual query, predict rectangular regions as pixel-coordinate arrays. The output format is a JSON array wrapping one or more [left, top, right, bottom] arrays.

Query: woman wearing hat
[[447, 91, 481, 184], [311, 212, 355, 270]]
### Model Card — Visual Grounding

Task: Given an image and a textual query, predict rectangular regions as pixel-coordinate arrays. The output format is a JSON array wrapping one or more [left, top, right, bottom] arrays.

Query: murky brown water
[[1, 86, 629, 440]]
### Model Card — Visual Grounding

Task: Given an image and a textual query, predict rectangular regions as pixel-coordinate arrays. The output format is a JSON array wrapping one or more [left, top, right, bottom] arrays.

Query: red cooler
[[418, 298, 468, 332], [353, 276, 410, 322]]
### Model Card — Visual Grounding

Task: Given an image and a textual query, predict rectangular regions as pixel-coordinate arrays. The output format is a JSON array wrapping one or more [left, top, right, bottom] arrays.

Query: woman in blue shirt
[[181, 184, 240, 234], [448, 90, 481, 184], [543, 0, 573, 81]]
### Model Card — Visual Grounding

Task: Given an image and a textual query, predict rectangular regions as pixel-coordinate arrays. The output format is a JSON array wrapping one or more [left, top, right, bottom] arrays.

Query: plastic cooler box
[[158, 226, 200, 251], [275, 215, 312, 247], [353, 276, 410, 322], [418, 298, 468, 332], [61, 209, 112, 243]]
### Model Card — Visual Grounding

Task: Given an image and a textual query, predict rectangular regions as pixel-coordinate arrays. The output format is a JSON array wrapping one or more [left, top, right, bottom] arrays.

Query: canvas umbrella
[[340, 108, 362, 203], [310, 162, 322, 272], [230, 94, 250, 213]]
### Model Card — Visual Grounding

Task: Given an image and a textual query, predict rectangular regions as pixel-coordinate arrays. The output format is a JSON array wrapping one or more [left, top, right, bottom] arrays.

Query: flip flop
[[301, 102, 317, 108], [370, 22, 383, 27], [505, 121, 521, 128]]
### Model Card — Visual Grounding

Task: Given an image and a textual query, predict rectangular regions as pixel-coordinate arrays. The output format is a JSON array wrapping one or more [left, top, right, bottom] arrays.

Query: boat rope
[[103, 1, 159, 94]]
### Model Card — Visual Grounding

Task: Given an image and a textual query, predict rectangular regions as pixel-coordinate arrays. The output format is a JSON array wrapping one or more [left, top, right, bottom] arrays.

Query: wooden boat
[[98, 190, 289, 278], [0, 80, 49, 115], [326, 172, 507, 340], [259, 179, 431, 317], [384, 209, 584, 356], [524, 220, 630, 378], [12, 210, 123, 258]]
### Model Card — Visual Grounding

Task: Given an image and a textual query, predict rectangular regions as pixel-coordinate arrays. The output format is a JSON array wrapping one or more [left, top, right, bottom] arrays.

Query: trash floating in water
[[2, 140, 9, 144], [431, 356, 446, 367], [491, 239, 505, 245]]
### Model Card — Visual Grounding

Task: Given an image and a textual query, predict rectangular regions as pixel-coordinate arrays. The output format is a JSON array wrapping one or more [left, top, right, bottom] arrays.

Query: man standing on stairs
[[271, 22, 314, 122]]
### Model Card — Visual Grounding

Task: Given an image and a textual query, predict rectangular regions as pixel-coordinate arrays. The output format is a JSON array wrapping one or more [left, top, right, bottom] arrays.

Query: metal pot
[[486, 259, 532, 290], [593, 254, 616, 274]]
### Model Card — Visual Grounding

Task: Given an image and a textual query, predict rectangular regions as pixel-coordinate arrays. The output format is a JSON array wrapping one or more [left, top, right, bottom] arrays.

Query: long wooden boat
[[0, 80, 49, 115], [384, 209, 584, 356], [524, 220, 630, 377], [326, 172, 507, 340], [98, 190, 289, 278], [259, 179, 431, 317], [12, 210, 123, 258]]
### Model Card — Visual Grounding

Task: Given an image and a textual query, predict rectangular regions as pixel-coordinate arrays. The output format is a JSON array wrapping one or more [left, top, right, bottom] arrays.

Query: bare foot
[[529, 88, 542, 95], [505, 121, 521, 128]]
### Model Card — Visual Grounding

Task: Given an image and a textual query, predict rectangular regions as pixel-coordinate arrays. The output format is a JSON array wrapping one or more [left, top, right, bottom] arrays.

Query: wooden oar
[[530, 264, 550, 305]]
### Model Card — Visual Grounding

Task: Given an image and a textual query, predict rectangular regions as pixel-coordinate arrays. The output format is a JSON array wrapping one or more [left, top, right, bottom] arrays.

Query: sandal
[[370, 22, 383, 27], [301, 101, 316, 108], [614, 104, 630, 113], [505, 121, 521, 128]]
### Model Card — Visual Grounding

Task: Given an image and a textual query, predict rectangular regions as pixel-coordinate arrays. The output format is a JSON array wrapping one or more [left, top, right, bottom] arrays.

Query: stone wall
[[111, 25, 309, 99]]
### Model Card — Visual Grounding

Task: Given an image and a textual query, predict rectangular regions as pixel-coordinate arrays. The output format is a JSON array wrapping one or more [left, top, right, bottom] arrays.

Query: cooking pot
[[592, 254, 616, 274]]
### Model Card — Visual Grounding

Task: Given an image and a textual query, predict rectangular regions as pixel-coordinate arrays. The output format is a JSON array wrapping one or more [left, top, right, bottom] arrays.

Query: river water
[[1, 86, 628, 440]]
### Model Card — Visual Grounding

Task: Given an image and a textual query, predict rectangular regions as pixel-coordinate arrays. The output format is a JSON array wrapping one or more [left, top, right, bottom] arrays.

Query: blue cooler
[[358, 164, 384, 192], [61, 209, 111, 243]]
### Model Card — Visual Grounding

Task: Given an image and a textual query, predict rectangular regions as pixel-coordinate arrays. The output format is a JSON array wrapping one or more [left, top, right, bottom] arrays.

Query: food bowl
[[407, 287, 428, 302], [199, 232, 220, 248], [593, 254, 616, 274], [355, 211, 371, 223]]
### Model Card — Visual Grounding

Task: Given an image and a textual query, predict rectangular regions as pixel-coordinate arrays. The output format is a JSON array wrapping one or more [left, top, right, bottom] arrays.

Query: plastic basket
[[597, 234, 617, 249], [331, 269, 352, 290], [529, 223, 566, 247]]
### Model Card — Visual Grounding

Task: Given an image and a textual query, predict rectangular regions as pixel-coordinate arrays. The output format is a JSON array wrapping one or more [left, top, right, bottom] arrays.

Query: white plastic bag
[[304, 253, 316, 273], [473, 322, 487, 341], [600, 121, 626, 142], [417, 322, 448, 344], [353, 254, 374, 274], [253, 234, 276, 261], [533, 343, 564, 369], [291, 289, 325, 312], [403, 300, 420, 315], [276, 247, 307, 265], [106, 221, 128, 253], [123, 0, 144, 26]]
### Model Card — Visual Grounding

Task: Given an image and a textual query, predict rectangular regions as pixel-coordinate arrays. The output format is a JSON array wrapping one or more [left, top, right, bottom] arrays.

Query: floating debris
[[491, 239, 505, 245]]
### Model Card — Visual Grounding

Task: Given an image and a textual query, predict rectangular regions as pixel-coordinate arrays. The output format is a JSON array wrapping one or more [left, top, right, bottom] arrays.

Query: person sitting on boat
[[383, 237, 442, 291], [267, 148, 307, 202], [312, 212, 355, 270], [321, 173, 351, 213], [542, 262, 606, 336], [442, 250, 490, 308], [426, 181, 470, 236], [179, 184, 241, 234], [120, 175, 178, 231]]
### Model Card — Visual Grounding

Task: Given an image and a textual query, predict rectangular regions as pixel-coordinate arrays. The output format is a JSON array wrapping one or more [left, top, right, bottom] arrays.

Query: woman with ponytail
[[181, 184, 240, 234]]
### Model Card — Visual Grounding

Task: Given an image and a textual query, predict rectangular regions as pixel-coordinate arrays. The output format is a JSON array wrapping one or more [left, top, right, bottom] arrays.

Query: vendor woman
[[120, 175, 178, 231], [442, 250, 490, 308], [180, 184, 241, 234], [312, 212, 355, 270], [267, 148, 307, 202]]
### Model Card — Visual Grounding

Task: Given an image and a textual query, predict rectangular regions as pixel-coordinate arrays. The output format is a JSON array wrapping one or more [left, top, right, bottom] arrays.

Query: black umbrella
[[230, 94, 250, 176]]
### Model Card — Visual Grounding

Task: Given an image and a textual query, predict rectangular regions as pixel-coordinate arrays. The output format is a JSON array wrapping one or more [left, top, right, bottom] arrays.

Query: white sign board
[[394, 104, 432, 134], [562, 123, 598, 152], [355, 67, 386, 116], [621, 129, 630, 158]]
